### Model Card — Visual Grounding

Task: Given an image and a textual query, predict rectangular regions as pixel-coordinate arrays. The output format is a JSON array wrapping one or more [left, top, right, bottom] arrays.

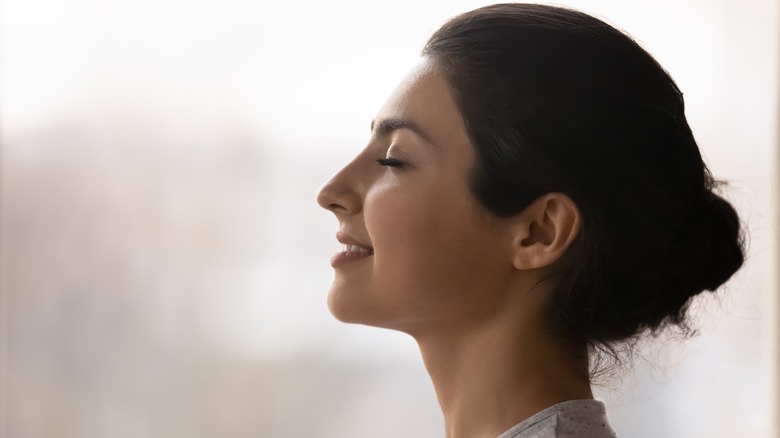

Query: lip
[[331, 232, 374, 267]]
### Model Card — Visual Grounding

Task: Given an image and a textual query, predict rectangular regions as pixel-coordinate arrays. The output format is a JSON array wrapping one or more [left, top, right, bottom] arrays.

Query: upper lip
[[336, 231, 373, 250]]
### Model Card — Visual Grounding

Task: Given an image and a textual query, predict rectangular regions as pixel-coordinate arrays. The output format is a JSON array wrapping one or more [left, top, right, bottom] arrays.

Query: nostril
[[328, 202, 349, 213], [317, 187, 359, 215], [316, 186, 348, 213]]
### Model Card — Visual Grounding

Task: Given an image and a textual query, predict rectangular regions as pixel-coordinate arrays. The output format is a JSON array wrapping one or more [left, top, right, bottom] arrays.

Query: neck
[[414, 317, 593, 438]]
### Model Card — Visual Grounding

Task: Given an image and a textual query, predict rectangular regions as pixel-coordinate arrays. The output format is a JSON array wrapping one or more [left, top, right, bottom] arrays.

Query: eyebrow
[[370, 117, 432, 143]]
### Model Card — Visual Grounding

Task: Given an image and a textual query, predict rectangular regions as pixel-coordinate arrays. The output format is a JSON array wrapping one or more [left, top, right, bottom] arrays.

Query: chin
[[326, 286, 399, 329], [327, 286, 368, 324]]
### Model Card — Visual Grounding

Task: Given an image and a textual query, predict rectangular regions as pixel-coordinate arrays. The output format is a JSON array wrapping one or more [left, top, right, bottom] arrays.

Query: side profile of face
[[317, 60, 528, 336]]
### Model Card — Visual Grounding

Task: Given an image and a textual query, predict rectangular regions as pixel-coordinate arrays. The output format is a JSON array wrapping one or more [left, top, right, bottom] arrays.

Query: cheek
[[365, 181, 505, 297], [366, 181, 459, 259]]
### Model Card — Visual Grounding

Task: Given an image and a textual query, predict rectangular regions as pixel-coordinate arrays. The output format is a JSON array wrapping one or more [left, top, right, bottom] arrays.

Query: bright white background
[[1, 0, 777, 437]]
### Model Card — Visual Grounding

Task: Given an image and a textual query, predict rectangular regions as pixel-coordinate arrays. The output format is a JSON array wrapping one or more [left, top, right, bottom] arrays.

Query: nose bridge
[[316, 153, 365, 214]]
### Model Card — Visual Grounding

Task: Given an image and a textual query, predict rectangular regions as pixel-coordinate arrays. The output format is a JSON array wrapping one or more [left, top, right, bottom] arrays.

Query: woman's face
[[317, 60, 519, 335]]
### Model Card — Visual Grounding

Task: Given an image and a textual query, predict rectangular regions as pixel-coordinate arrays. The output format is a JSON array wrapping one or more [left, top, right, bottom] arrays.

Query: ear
[[511, 193, 581, 270]]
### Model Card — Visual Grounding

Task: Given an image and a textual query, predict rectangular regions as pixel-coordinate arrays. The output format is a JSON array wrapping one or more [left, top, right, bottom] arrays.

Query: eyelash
[[375, 157, 407, 168]]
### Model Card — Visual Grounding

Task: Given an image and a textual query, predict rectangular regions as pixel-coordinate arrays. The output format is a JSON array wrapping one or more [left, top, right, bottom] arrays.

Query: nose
[[316, 162, 363, 216]]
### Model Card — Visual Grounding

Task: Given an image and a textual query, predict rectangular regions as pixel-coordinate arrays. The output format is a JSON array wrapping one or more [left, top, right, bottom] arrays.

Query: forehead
[[375, 59, 469, 147]]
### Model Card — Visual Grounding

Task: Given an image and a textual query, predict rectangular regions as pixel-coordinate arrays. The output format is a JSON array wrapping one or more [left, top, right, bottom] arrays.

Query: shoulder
[[497, 400, 618, 438]]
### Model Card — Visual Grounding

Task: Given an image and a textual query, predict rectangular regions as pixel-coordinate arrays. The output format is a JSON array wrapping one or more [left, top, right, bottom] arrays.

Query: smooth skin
[[317, 59, 592, 438]]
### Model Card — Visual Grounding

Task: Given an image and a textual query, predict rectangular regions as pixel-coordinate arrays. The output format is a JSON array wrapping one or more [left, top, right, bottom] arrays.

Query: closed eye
[[376, 157, 407, 168]]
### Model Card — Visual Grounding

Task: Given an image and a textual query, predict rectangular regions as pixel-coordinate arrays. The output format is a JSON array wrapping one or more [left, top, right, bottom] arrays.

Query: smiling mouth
[[342, 244, 374, 255], [331, 244, 374, 267]]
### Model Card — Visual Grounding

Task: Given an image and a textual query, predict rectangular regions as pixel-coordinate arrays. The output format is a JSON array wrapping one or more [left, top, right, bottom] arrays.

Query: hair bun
[[682, 191, 745, 295]]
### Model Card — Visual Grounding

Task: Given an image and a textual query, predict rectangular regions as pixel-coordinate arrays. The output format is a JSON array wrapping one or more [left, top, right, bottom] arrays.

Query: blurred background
[[0, 0, 777, 437]]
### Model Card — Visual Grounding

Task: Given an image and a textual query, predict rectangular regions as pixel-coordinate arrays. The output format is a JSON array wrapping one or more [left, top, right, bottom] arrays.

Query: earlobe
[[512, 193, 581, 270]]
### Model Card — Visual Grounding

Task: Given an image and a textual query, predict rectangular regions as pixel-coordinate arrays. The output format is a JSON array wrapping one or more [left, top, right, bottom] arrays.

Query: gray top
[[497, 400, 618, 438]]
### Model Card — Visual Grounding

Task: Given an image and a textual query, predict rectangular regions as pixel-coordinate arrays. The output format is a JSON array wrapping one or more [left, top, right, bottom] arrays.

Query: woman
[[316, 4, 745, 438]]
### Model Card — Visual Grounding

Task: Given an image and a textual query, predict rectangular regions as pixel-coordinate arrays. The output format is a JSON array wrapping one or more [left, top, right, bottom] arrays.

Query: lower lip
[[331, 251, 373, 267]]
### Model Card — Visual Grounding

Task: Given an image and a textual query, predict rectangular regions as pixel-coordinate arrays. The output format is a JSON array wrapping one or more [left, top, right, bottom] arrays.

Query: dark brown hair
[[423, 3, 745, 364]]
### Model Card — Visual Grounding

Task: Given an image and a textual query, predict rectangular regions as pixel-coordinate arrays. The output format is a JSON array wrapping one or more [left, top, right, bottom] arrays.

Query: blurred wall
[[1, 0, 777, 437]]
